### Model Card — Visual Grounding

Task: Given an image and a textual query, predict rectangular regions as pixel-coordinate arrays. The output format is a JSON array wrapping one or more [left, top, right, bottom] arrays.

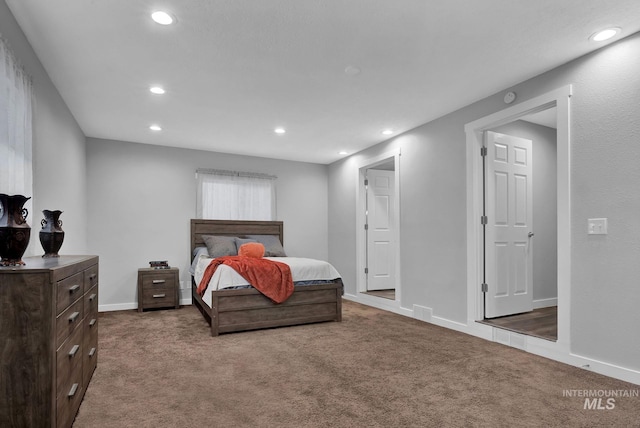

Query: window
[[0, 35, 33, 197], [196, 169, 276, 220]]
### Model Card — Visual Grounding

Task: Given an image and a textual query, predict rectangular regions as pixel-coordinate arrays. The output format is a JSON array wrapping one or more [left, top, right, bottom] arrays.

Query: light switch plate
[[588, 218, 608, 235]]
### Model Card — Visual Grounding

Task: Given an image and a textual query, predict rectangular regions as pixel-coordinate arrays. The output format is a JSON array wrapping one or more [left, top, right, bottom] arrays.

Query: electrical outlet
[[588, 218, 608, 235]]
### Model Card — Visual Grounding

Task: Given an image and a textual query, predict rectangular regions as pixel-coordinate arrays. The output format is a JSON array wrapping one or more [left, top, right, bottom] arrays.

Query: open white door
[[484, 131, 534, 318], [366, 169, 395, 291]]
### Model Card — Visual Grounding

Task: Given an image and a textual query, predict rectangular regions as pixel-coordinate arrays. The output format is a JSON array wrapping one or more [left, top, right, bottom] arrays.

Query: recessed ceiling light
[[149, 124, 162, 131], [274, 127, 286, 134], [589, 27, 621, 42], [150, 86, 165, 95], [381, 129, 393, 135], [339, 151, 348, 155], [151, 11, 174, 25]]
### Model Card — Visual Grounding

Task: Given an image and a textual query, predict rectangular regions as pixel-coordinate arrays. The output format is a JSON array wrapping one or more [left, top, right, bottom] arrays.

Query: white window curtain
[[196, 169, 276, 220], [0, 34, 33, 198]]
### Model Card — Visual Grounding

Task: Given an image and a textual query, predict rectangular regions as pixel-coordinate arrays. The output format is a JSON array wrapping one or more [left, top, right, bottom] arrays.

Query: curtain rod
[[196, 168, 277, 180]]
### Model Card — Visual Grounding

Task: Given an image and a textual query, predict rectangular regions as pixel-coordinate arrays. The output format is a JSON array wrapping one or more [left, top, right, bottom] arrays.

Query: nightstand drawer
[[141, 286, 177, 307], [141, 273, 177, 289]]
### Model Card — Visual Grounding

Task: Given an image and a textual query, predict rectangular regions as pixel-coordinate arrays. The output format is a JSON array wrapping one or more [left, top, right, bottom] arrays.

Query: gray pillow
[[202, 235, 237, 258], [234, 237, 257, 252], [245, 234, 287, 257]]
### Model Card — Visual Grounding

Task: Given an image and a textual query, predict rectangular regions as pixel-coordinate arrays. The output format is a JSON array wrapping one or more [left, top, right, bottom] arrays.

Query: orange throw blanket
[[197, 256, 294, 304]]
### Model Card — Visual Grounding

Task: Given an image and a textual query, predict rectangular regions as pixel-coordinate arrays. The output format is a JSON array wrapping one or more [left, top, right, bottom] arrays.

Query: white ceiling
[[6, 1, 640, 164]]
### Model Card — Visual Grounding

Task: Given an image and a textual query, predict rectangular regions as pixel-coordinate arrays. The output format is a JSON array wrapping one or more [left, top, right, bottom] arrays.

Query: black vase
[[40, 210, 65, 258], [0, 194, 31, 266]]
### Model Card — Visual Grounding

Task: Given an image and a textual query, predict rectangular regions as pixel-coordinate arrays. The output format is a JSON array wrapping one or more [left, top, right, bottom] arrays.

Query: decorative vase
[[0, 194, 32, 266], [40, 210, 65, 258]]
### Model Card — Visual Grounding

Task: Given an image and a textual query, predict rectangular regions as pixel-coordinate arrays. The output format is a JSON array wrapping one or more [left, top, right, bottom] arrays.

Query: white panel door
[[366, 169, 395, 291], [485, 131, 534, 318]]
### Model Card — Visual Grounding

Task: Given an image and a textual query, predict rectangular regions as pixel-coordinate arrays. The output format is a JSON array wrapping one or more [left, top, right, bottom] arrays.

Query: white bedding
[[194, 256, 341, 307]]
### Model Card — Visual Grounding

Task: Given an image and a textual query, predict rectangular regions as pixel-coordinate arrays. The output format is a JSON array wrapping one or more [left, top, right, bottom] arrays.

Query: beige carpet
[[74, 301, 639, 427]]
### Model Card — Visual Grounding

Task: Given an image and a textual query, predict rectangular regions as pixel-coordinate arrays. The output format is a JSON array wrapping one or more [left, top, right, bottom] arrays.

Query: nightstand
[[137, 267, 180, 312]]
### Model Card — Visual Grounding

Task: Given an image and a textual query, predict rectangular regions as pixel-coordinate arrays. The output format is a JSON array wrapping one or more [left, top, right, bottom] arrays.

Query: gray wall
[[328, 32, 640, 371], [1, 0, 88, 256], [86, 138, 329, 310], [5, 0, 639, 376], [492, 120, 557, 304]]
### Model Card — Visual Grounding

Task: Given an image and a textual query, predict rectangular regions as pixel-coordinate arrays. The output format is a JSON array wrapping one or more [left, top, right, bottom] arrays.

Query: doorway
[[356, 149, 401, 306], [481, 117, 558, 341], [465, 85, 571, 354]]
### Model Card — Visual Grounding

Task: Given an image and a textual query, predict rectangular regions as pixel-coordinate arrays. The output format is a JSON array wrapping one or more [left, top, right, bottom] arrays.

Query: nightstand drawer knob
[[152, 293, 166, 298], [152, 279, 166, 284], [68, 344, 79, 358], [69, 284, 80, 293], [68, 311, 80, 323], [68, 383, 79, 398]]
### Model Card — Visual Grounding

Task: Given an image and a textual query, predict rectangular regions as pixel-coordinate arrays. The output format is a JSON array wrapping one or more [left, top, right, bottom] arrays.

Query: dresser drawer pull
[[89, 347, 96, 357], [89, 273, 97, 281], [152, 279, 166, 284], [89, 293, 97, 301], [69, 284, 81, 293], [89, 318, 97, 327], [68, 311, 80, 323], [152, 294, 166, 298], [68, 344, 79, 358], [68, 383, 79, 398]]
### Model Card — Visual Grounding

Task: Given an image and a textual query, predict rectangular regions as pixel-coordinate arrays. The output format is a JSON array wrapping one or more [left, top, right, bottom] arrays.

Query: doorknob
[[528, 232, 535, 238]]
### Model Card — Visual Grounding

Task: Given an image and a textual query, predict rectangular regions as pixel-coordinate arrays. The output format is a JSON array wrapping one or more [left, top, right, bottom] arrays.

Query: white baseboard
[[99, 303, 137, 312], [533, 297, 558, 309], [99, 288, 193, 312], [343, 293, 413, 317]]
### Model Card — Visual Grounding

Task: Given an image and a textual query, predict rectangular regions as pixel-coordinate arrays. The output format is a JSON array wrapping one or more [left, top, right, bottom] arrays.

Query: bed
[[190, 219, 343, 336]]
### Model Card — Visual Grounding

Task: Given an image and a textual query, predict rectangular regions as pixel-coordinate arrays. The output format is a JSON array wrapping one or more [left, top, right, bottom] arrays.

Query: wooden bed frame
[[190, 219, 343, 336]]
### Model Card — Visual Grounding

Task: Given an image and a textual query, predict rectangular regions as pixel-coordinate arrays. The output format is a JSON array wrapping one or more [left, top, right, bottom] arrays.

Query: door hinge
[[365, 267, 369, 274], [481, 283, 488, 293], [364, 179, 369, 186], [481, 215, 488, 225], [364, 223, 368, 230], [480, 147, 487, 157]]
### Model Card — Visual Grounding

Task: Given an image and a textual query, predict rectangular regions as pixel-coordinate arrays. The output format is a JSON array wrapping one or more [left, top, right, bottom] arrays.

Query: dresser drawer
[[56, 324, 83, 399], [56, 272, 84, 315], [56, 298, 84, 348], [83, 315, 99, 388], [84, 285, 98, 317], [56, 375, 84, 428]]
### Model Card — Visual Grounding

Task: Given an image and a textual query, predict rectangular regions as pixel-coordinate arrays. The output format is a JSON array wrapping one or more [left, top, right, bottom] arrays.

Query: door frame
[[465, 85, 571, 353], [356, 148, 401, 304]]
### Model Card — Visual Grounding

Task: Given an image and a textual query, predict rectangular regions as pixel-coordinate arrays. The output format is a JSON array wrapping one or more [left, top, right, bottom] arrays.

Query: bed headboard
[[190, 219, 284, 260]]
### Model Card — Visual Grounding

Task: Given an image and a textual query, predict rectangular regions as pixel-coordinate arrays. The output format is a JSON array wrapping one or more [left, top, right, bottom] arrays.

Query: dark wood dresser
[[0, 255, 99, 428]]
